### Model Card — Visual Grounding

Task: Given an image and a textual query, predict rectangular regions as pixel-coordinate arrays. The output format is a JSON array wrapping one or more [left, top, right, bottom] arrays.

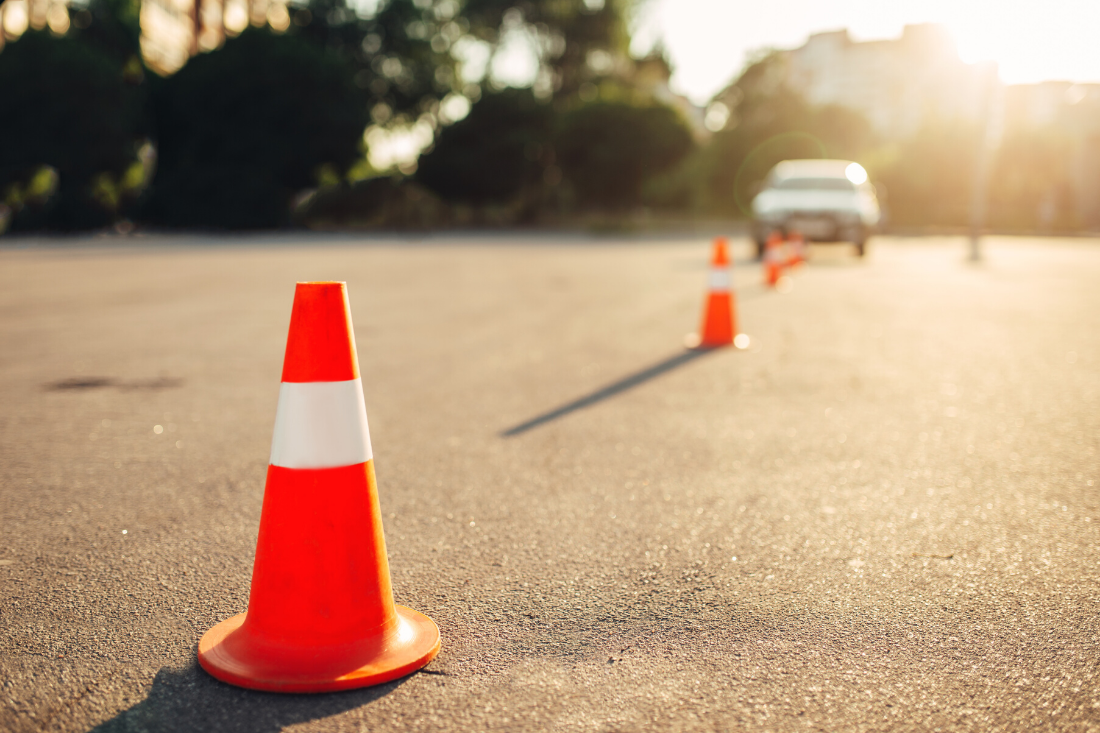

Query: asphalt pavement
[[1, 233, 1098, 732]]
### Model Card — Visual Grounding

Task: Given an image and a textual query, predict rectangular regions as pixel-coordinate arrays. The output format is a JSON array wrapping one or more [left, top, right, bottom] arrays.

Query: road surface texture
[[1, 234, 1098, 732]]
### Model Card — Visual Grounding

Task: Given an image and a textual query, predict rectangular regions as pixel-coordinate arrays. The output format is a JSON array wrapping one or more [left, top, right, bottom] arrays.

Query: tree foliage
[[646, 51, 876, 215], [555, 100, 694, 210], [143, 28, 368, 229], [70, 0, 143, 64], [12, 0, 1078, 233], [289, 0, 460, 119], [462, 0, 632, 95], [416, 88, 553, 205], [0, 30, 145, 230]]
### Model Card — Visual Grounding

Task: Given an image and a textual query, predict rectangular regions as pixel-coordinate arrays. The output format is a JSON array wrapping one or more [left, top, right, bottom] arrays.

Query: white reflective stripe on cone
[[708, 269, 731, 291], [269, 380, 373, 469]]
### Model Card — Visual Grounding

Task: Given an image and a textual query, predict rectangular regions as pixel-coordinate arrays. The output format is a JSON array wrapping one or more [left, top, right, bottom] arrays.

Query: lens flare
[[845, 162, 868, 185]]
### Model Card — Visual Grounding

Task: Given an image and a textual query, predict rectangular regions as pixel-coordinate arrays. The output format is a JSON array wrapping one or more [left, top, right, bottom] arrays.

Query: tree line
[[1, 0, 1089, 232]]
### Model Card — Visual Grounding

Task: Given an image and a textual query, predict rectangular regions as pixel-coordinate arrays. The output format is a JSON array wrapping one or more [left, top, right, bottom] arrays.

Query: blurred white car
[[751, 159, 881, 258]]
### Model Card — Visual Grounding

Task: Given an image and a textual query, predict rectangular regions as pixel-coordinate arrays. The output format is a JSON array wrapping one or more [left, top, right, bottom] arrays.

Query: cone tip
[[711, 237, 730, 266], [282, 282, 359, 383]]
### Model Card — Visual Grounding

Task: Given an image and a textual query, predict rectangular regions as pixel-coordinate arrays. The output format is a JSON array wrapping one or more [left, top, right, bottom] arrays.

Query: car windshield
[[773, 177, 856, 192]]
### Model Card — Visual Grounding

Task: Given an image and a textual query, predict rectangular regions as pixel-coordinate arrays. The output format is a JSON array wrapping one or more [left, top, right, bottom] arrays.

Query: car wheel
[[843, 225, 867, 257]]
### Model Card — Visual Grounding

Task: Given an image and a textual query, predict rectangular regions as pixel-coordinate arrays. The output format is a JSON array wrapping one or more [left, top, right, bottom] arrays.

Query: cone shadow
[[88, 661, 413, 733], [501, 348, 716, 437]]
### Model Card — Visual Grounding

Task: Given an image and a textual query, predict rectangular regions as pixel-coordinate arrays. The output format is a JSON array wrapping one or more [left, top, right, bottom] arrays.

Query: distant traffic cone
[[198, 282, 440, 692], [787, 231, 806, 267], [763, 231, 784, 287], [693, 237, 737, 348]]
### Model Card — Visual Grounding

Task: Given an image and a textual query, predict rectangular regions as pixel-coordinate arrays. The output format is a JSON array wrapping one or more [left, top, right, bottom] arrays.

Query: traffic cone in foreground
[[198, 282, 440, 693], [763, 231, 785, 287], [693, 237, 738, 348]]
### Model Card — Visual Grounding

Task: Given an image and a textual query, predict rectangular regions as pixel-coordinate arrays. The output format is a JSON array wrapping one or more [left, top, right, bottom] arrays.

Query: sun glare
[[941, 1, 1100, 84], [636, 0, 1100, 104]]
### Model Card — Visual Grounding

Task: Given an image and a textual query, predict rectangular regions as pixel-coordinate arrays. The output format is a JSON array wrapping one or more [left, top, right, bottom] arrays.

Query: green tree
[[461, 0, 633, 96], [70, 0, 143, 65], [143, 28, 368, 229], [554, 100, 694, 210], [289, 0, 461, 119], [647, 50, 876, 216], [0, 30, 145, 230], [416, 88, 553, 206]]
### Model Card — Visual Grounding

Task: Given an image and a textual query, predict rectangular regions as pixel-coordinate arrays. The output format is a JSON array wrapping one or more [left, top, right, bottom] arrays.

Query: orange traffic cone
[[787, 231, 806, 267], [198, 282, 440, 692], [763, 231, 784, 287], [692, 237, 738, 348]]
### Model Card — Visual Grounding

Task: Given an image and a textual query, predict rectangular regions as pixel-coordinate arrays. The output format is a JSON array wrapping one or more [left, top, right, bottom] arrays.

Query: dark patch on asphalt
[[47, 377, 116, 390], [45, 376, 184, 391]]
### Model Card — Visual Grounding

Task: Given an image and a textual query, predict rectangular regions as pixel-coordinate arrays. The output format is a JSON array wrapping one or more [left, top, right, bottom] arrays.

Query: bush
[[0, 30, 144, 230], [144, 28, 367, 229], [295, 176, 447, 228], [554, 101, 694, 210], [416, 89, 554, 207]]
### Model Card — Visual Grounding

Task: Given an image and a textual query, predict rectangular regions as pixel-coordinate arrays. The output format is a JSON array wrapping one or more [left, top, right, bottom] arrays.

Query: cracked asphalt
[[1, 233, 1098, 732]]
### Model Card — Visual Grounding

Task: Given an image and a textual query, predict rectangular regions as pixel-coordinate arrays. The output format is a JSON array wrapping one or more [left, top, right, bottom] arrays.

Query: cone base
[[685, 333, 750, 351], [198, 605, 441, 693]]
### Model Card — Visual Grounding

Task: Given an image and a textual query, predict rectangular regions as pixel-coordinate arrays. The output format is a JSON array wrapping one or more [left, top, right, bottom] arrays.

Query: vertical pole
[[968, 63, 997, 262]]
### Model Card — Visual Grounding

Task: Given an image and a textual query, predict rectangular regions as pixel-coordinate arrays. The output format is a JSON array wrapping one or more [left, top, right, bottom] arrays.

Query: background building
[[776, 23, 1099, 230], [784, 24, 994, 141]]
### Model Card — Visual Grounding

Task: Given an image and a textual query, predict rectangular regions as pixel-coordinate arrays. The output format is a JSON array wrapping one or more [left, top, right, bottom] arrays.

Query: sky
[[631, 0, 1100, 104]]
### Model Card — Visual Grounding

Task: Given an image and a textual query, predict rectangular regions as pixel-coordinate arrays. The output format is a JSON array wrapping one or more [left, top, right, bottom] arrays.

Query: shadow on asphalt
[[89, 662, 408, 733], [44, 376, 184, 391], [501, 348, 717, 437]]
